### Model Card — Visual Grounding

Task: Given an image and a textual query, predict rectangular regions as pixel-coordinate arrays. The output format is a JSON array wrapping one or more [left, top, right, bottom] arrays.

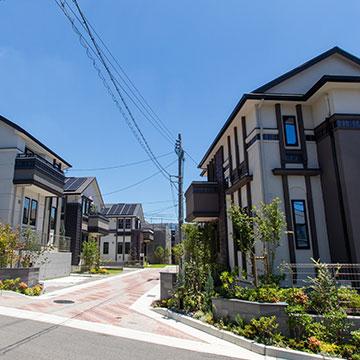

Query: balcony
[[13, 153, 65, 196], [185, 181, 219, 222], [88, 214, 110, 235], [141, 228, 154, 242], [20, 232, 71, 252]]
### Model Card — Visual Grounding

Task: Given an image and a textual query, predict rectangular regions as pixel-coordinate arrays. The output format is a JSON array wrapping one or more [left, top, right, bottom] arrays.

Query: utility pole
[[176, 134, 184, 246]]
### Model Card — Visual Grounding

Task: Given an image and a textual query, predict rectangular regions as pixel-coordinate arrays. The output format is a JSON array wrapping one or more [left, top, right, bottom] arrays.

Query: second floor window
[[292, 200, 310, 249], [283, 115, 299, 147], [125, 219, 131, 229], [118, 219, 124, 229]]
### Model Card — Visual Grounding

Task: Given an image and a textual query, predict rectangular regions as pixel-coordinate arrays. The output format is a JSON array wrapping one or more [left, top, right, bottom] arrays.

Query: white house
[[186, 46, 360, 277], [0, 115, 73, 278]]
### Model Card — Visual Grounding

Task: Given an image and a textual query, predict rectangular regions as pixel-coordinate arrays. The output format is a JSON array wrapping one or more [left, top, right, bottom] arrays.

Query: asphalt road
[[0, 315, 250, 360]]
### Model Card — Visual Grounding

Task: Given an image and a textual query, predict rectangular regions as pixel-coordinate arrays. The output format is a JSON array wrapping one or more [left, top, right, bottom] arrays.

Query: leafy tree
[[172, 243, 184, 265], [0, 222, 22, 268], [164, 247, 171, 264], [154, 245, 165, 263], [253, 198, 287, 282], [82, 237, 99, 269]]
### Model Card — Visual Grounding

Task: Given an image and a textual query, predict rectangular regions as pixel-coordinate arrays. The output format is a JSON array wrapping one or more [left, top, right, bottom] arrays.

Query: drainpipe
[[256, 98, 268, 204]]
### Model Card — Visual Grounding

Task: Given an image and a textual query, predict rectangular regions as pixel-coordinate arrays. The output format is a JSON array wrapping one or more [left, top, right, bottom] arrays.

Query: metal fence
[[282, 263, 360, 312]]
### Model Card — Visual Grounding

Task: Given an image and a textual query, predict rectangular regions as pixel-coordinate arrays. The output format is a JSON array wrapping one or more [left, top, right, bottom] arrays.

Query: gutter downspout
[[256, 99, 268, 204]]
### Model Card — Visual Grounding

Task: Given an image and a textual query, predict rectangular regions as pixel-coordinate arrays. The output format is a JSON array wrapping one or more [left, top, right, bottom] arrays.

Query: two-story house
[[100, 203, 153, 265], [63, 177, 109, 266], [186, 46, 360, 275], [0, 115, 73, 278]]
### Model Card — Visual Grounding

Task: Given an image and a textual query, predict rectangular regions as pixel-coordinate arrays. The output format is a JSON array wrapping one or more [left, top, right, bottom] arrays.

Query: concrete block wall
[[37, 252, 72, 280]]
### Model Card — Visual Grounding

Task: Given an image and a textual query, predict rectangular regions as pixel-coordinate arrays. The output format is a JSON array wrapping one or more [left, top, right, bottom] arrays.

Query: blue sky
[[1, 0, 360, 223]]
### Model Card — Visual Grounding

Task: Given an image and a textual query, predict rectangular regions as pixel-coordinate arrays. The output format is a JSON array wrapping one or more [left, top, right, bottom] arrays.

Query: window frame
[[29, 199, 38, 227], [118, 219, 124, 229], [283, 115, 299, 147], [117, 242, 123, 255], [291, 200, 310, 249], [103, 242, 109, 255], [23, 197, 31, 225], [125, 219, 131, 230], [125, 242, 130, 255]]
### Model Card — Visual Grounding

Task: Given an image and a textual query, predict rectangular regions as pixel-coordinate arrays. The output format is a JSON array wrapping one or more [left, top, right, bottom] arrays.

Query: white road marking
[[0, 306, 260, 359]]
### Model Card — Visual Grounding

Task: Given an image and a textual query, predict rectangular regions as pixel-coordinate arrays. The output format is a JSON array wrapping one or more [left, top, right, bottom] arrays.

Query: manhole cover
[[116, 316, 122, 319], [53, 300, 75, 304], [147, 295, 156, 298]]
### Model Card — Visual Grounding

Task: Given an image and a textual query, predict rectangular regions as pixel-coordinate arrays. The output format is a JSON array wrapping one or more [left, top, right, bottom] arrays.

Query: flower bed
[[0, 267, 39, 287], [0, 277, 43, 296]]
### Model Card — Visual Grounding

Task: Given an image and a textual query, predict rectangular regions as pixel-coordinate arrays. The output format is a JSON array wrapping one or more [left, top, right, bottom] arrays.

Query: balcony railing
[[185, 181, 219, 222], [88, 214, 110, 235], [20, 232, 71, 252], [14, 153, 65, 196]]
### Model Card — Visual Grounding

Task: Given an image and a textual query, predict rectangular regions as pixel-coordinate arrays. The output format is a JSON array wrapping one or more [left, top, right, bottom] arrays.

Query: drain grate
[[53, 300, 75, 304]]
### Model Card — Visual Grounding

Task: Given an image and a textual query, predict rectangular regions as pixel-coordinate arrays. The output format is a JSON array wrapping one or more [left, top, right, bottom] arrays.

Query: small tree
[[172, 243, 184, 265], [164, 247, 171, 264], [154, 245, 165, 263], [228, 204, 258, 286], [253, 198, 287, 282], [82, 237, 99, 269], [0, 222, 22, 268]]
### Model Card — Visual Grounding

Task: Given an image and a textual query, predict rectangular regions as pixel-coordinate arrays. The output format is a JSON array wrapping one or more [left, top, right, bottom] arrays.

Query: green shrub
[[286, 305, 312, 339], [1, 277, 20, 291], [305, 321, 329, 342], [324, 309, 352, 344], [338, 286, 360, 313], [319, 342, 341, 356], [351, 329, 360, 348], [287, 338, 307, 352], [250, 316, 279, 345]]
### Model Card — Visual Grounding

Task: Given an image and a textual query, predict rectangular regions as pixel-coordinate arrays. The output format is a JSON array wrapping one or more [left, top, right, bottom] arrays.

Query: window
[[82, 199, 91, 215], [292, 200, 310, 249], [23, 197, 30, 224], [30, 200, 38, 226], [283, 116, 299, 147], [125, 242, 130, 254], [103, 242, 109, 254], [125, 219, 131, 229], [135, 219, 138, 229], [50, 206, 56, 230], [117, 242, 123, 254], [118, 219, 124, 229]]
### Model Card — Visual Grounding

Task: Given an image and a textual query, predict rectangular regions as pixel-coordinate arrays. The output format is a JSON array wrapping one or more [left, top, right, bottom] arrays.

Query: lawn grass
[[145, 264, 176, 268], [106, 269, 123, 274]]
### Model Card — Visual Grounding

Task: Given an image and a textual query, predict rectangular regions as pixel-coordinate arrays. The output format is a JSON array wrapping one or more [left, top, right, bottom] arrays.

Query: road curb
[[151, 307, 339, 360]]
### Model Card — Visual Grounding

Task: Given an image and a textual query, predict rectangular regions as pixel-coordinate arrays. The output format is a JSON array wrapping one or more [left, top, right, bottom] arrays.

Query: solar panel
[[64, 177, 87, 192], [129, 204, 136, 214], [122, 204, 131, 215]]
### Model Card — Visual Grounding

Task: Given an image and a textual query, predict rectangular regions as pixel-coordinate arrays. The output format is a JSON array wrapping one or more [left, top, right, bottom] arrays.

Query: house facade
[[185, 47, 360, 274], [146, 223, 172, 264], [63, 177, 109, 266], [0, 115, 73, 278], [100, 203, 153, 265]]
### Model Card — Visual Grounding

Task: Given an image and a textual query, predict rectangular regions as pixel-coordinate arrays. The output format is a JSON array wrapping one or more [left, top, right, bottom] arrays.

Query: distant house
[[186, 46, 360, 274], [0, 115, 72, 278], [63, 177, 109, 266], [100, 203, 153, 265], [146, 223, 172, 264]]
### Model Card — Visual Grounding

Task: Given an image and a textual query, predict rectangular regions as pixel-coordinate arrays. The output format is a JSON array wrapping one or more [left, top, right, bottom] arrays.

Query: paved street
[[0, 268, 266, 359]]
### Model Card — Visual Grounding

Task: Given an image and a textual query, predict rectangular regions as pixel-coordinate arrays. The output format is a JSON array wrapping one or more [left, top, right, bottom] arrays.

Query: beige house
[[186, 46, 360, 275]]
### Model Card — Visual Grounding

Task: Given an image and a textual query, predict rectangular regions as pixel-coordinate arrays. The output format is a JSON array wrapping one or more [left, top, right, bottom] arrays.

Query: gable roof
[[253, 46, 360, 93], [0, 114, 72, 168]]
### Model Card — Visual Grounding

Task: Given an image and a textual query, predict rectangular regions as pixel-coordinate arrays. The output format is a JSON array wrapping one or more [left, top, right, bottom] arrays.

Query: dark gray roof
[[0, 115, 72, 168], [64, 177, 95, 194], [102, 203, 142, 217]]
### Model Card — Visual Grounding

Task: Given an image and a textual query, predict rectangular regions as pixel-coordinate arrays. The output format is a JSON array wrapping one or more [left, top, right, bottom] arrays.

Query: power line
[[68, 152, 173, 172], [102, 159, 177, 196], [145, 204, 178, 215], [56, 0, 171, 181]]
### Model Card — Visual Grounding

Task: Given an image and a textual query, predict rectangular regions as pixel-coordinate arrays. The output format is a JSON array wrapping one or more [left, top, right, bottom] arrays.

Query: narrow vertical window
[[103, 242, 109, 254], [117, 242, 123, 254], [125, 219, 131, 229], [118, 219, 124, 229], [30, 200, 38, 226], [292, 200, 310, 249], [23, 197, 30, 224], [50, 206, 56, 230], [125, 242, 130, 254], [283, 116, 299, 146]]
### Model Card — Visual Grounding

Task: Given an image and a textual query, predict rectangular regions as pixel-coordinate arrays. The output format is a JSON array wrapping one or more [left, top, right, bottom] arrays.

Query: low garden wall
[[37, 252, 72, 280], [0, 267, 40, 287], [212, 297, 290, 336]]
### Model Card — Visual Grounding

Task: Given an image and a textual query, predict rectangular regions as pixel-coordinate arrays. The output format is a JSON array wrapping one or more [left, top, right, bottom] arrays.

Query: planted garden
[[153, 199, 360, 359]]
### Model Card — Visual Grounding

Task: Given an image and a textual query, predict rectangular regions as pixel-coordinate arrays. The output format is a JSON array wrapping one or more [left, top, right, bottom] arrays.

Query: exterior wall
[[37, 252, 72, 280], [65, 202, 82, 265], [147, 225, 172, 264]]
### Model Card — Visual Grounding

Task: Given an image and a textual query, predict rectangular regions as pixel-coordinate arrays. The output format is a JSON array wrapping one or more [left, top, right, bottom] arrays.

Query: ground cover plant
[[0, 278, 43, 296]]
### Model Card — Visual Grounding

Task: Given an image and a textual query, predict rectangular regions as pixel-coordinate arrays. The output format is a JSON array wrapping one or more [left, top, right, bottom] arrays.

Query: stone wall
[[36, 252, 72, 280], [0, 267, 40, 287]]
